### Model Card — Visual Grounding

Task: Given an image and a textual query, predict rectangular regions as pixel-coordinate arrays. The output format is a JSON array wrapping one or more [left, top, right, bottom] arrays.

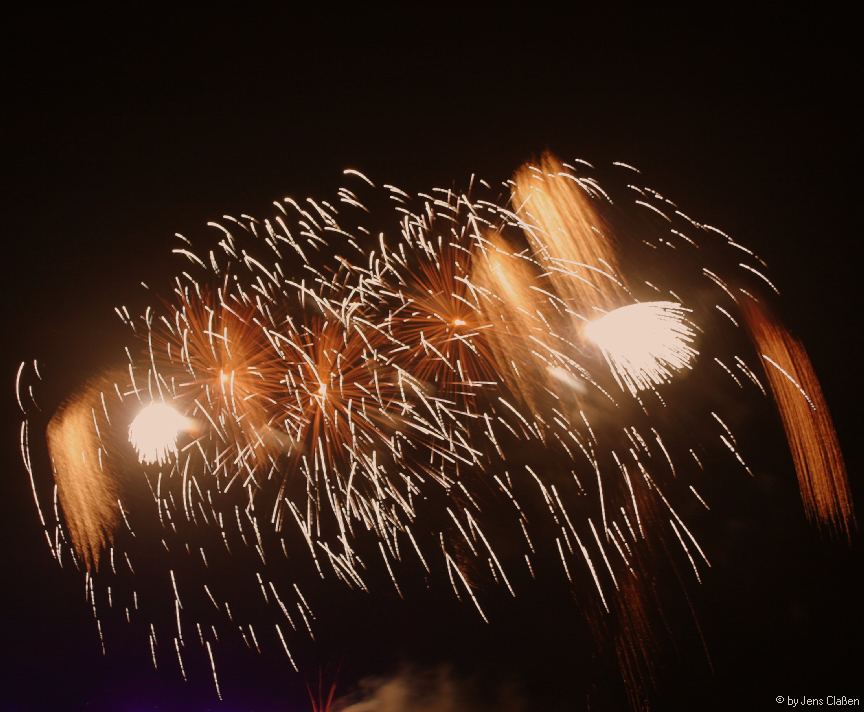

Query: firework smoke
[[336, 667, 525, 712]]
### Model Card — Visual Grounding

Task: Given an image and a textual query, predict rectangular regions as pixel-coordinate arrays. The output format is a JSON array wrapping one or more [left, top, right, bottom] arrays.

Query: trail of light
[[743, 300, 854, 537]]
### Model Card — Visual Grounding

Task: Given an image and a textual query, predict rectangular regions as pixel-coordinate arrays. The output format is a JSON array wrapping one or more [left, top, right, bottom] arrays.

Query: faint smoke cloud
[[335, 666, 525, 712]]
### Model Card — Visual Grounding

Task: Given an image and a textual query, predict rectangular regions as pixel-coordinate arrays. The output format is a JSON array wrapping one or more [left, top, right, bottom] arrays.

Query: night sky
[[3, 6, 862, 711]]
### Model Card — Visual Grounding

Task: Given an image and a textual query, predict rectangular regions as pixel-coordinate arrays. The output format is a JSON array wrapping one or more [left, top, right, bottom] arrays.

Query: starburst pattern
[[17, 153, 853, 703]]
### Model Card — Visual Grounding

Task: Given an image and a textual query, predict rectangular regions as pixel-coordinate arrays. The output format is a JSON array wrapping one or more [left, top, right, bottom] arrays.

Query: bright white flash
[[585, 301, 698, 396], [128, 402, 190, 465]]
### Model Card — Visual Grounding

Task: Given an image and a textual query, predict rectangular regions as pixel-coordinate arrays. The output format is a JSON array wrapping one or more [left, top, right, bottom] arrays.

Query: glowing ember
[[128, 402, 190, 465]]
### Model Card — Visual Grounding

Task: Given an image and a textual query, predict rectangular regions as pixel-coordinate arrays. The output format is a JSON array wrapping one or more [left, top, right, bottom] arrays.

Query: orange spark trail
[[743, 300, 854, 538], [46, 373, 123, 569], [512, 152, 628, 313]]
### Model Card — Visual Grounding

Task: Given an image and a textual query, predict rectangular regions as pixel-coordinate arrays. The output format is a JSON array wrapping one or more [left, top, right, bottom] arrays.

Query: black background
[[2, 5, 862, 711]]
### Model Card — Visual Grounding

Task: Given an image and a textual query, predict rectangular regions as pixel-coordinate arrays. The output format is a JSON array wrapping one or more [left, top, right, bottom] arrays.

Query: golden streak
[[45, 374, 122, 570], [471, 233, 552, 408], [743, 300, 854, 538], [512, 152, 627, 311]]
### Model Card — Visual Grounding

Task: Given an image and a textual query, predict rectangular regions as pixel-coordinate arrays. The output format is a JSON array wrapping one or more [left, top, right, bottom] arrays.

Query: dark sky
[[2, 6, 862, 711]]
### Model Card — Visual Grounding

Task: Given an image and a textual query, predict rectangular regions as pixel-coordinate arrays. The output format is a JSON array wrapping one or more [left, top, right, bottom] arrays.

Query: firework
[[129, 401, 193, 465], [17, 153, 854, 705], [43, 372, 125, 569], [742, 299, 854, 538], [584, 301, 697, 398]]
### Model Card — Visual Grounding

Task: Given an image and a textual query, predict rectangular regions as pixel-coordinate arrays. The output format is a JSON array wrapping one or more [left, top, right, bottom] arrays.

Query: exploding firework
[[584, 301, 697, 397], [129, 401, 193, 466], [16, 152, 854, 704]]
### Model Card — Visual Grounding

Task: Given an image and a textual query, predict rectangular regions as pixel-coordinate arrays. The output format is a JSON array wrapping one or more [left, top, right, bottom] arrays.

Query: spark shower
[[16, 153, 854, 704]]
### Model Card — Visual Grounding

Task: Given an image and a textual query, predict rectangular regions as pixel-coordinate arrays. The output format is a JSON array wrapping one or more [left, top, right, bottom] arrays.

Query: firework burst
[[17, 152, 854, 705], [584, 301, 697, 397]]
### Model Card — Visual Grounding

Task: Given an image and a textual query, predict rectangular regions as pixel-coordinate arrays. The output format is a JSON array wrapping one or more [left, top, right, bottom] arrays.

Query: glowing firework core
[[128, 402, 189, 465], [585, 301, 698, 396]]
